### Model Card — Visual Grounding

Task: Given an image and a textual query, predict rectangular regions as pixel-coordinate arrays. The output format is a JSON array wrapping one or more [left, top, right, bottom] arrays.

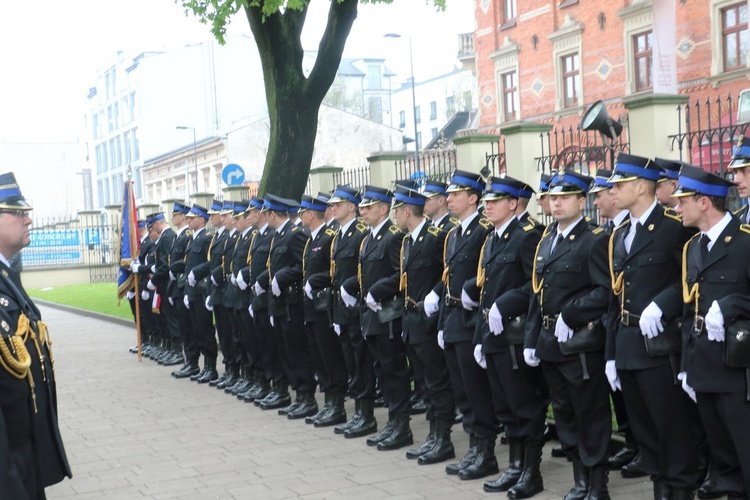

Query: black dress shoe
[[162, 352, 184, 366], [620, 453, 647, 478], [344, 400, 377, 438], [446, 436, 478, 475], [458, 438, 499, 480], [483, 440, 523, 492], [406, 421, 436, 459], [366, 417, 396, 447], [315, 394, 346, 428], [217, 373, 239, 389], [409, 396, 427, 415], [278, 400, 301, 416], [607, 444, 638, 470], [697, 465, 725, 499], [244, 383, 271, 403], [551, 445, 567, 458], [336, 399, 361, 435], [377, 416, 413, 451], [209, 372, 229, 387], [227, 378, 251, 395], [197, 367, 219, 384], [418, 420, 455, 465], [190, 367, 207, 382], [129, 345, 139, 354], [454, 408, 464, 424], [260, 392, 291, 410], [173, 364, 200, 379], [288, 394, 318, 420]]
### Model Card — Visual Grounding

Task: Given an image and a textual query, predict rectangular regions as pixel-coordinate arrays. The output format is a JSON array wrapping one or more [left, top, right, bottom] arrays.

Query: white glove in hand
[[236, 273, 247, 290], [639, 302, 664, 339], [141, 289, 149, 301], [211, 275, 218, 287], [271, 277, 281, 297], [706, 300, 725, 342], [126, 291, 135, 300], [605, 360, 621, 392], [269, 315, 275, 327], [333, 323, 341, 336], [169, 271, 176, 281], [230, 274, 237, 286], [523, 348, 540, 367], [253, 282, 265, 296], [147, 280, 156, 291], [366, 292, 382, 312], [424, 290, 440, 317], [473, 344, 487, 369], [554, 315, 574, 343], [678, 372, 697, 403], [248, 305, 254, 319], [437, 330, 445, 350], [461, 289, 479, 310], [187, 271, 196, 287], [304, 281, 313, 300], [150, 265, 156, 274], [130, 261, 140, 273], [489, 303, 504, 335], [205, 296, 213, 311], [168, 297, 174, 306], [340, 286, 357, 308], [183, 295, 190, 309]]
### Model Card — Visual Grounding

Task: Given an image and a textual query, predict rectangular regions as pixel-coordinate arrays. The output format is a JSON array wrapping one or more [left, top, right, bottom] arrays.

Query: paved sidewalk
[[43, 306, 656, 499]]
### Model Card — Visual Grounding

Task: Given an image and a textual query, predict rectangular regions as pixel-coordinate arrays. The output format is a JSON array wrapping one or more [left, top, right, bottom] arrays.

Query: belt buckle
[[482, 308, 490, 322], [542, 315, 553, 329], [694, 315, 705, 335], [621, 309, 630, 326]]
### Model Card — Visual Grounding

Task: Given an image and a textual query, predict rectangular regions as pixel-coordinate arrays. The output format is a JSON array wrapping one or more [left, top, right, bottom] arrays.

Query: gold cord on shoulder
[[609, 224, 625, 296], [399, 236, 407, 292], [682, 233, 701, 305], [476, 235, 488, 289], [329, 233, 337, 281]]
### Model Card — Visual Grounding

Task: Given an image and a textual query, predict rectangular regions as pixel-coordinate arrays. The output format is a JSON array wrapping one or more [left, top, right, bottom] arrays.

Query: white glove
[[473, 344, 486, 369], [248, 305, 254, 319], [340, 285, 357, 308], [437, 330, 445, 350], [706, 300, 725, 342], [333, 323, 341, 336], [205, 296, 213, 311], [678, 372, 697, 403], [183, 295, 190, 309], [236, 273, 247, 290], [488, 303, 504, 335], [304, 281, 313, 300], [147, 280, 156, 291], [253, 281, 265, 296], [168, 297, 174, 306], [169, 271, 176, 281], [187, 271, 196, 287], [140, 289, 149, 301], [231, 274, 237, 286], [424, 290, 440, 317], [523, 348, 540, 367], [126, 291, 135, 300], [461, 289, 478, 310], [605, 360, 621, 392], [366, 292, 382, 312], [554, 315, 574, 343], [270, 315, 275, 327], [211, 275, 218, 287], [639, 302, 664, 339], [150, 265, 156, 274], [271, 277, 281, 297], [130, 261, 140, 273]]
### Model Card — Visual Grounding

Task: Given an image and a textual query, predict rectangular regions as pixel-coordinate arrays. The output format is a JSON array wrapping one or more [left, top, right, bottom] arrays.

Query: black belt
[[620, 309, 640, 327], [693, 315, 705, 335], [445, 295, 461, 307], [542, 314, 558, 330], [405, 297, 420, 310]]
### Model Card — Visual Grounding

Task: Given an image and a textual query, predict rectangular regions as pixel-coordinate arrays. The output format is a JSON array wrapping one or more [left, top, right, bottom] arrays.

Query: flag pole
[[127, 172, 143, 361]]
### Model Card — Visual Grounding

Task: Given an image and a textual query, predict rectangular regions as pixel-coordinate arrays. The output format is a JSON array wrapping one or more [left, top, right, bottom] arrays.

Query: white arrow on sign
[[228, 170, 243, 183]]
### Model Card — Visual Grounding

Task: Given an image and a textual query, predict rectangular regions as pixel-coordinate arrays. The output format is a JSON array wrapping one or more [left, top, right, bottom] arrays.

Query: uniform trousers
[[365, 330, 411, 415], [233, 306, 255, 374], [164, 295, 181, 343], [275, 307, 316, 393], [254, 308, 280, 384], [188, 297, 217, 363], [409, 338, 454, 422], [213, 304, 234, 368], [174, 299, 197, 361], [309, 320, 349, 394], [337, 322, 358, 397], [351, 323, 377, 400]]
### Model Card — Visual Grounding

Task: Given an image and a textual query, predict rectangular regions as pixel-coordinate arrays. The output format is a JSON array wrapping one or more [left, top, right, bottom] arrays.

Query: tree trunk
[[245, 0, 358, 199]]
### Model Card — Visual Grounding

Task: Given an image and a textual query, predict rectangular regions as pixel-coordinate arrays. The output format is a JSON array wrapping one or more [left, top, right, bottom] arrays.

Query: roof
[[424, 109, 479, 150]]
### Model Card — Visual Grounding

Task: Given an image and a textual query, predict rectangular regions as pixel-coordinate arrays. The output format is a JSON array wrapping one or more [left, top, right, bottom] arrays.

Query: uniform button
[[546, 269, 550, 274], [700, 277, 704, 282], [720, 276, 725, 280], [544, 284, 549, 289], [625, 299, 631, 304], [626, 282, 631, 287], [648, 257, 653, 262], [626, 265, 631, 270]]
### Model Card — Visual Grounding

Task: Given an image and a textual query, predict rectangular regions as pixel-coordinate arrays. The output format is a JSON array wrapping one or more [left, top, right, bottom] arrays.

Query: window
[[132, 128, 140, 161], [109, 139, 116, 168], [504, 0, 517, 23], [561, 53, 580, 108], [416, 132, 422, 148], [430, 101, 437, 120], [107, 105, 114, 132], [123, 132, 131, 164], [92, 113, 99, 140], [399, 110, 406, 128], [722, 3, 748, 71], [446, 96, 456, 116], [129, 93, 137, 121], [114, 136, 122, 167], [431, 127, 438, 139], [415, 106, 421, 124], [367, 97, 383, 123], [113, 101, 119, 130], [632, 31, 653, 91], [367, 64, 381, 90], [501, 71, 518, 121]]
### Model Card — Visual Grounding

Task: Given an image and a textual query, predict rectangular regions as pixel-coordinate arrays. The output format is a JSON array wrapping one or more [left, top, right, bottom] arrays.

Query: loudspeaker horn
[[581, 100, 623, 140]]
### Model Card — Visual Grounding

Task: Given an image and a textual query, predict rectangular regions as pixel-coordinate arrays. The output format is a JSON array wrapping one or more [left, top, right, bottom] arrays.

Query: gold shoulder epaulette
[[356, 216, 365, 223], [592, 226, 605, 235], [663, 209, 682, 221], [616, 219, 630, 230], [356, 223, 368, 233], [522, 223, 534, 232], [478, 217, 492, 229], [733, 206, 746, 216], [388, 225, 401, 235], [740, 224, 750, 235], [449, 216, 459, 225], [427, 225, 441, 236], [325, 228, 337, 237], [291, 226, 299, 232], [585, 216, 592, 222]]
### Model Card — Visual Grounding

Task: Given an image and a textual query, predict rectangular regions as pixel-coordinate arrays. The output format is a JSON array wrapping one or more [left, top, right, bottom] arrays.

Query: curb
[[34, 299, 134, 328]]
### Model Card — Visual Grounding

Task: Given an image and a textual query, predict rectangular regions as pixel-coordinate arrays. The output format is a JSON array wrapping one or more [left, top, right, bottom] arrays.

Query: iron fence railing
[[332, 165, 371, 192], [484, 137, 506, 177], [394, 149, 456, 186]]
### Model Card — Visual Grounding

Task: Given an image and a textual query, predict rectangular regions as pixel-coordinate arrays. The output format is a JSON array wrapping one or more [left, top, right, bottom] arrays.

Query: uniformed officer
[[524, 171, 612, 500], [392, 184, 456, 464], [606, 155, 700, 499], [169, 201, 197, 376], [130, 220, 158, 357], [515, 182, 545, 233], [675, 165, 750, 500], [0, 172, 71, 498], [342, 186, 414, 451], [537, 173, 554, 219], [422, 180, 457, 232], [728, 137, 750, 223], [653, 158, 682, 212], [464, 176, 545, 498], [426, 170, 498, 480], [318, 191, 340, 231]]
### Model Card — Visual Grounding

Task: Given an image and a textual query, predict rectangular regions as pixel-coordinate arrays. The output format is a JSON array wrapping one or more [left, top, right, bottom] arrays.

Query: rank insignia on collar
[[1, 321, 8, 332], [1, 270, 6, 277], [0, 298, 7, 307], [725, 236, 732, 243], [570, 235, 575, 240], [504, 233, 509, 239], [377, 235, 382, 240], [418, 236, 424, 241], [648, 224, 655, 231], [466, 230, 471, 235]]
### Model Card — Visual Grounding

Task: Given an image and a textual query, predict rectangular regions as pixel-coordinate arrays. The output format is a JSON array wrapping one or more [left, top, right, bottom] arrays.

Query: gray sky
[[0, 0, 473, 143]]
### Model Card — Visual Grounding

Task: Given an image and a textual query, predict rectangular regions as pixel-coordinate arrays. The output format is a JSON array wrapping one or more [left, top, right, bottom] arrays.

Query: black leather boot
[[307, 392, 332, 424], [607, 442, 638, 470], [278, 392, 303, 416], [409, 395, 427, 415], [697, 463, 725, 499], [244, 375, 271, 402], [484, 439, 524, 492], [163, 342, 184, 366], [172, 361, 200, 378], [336, 399, 361, 435], [653, 480, 671, 500], [620, 452, 647, 478], [406, 420, 436, 459], [507, 442, 544, 499], [585, 466, 610, 500], [315, 393, 347, 427], [210, 367, 230, 387], [217, 365, 240, 389], [458, 436, 499, 480], [563, 458, 590, 500], [366, 413, 397, 447], [418, 419, 455, 465], [260, 383, 291, 410], [288, 392, 319, 420], [345, 399, 377, 438], [228, 371, 251, 395], [672, 487, 696, 500], [377, 414, 413, 451], [446, 434, 478, 475], [196, 361, 219, 384], [190, 365, 207, 381]]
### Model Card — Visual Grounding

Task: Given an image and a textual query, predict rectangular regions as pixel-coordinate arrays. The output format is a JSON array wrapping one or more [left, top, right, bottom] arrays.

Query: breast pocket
[[552, 261, 581, 287], [410, 259, 430, 270], [638, 254, 666, 266], [706, 271, 738, 284]]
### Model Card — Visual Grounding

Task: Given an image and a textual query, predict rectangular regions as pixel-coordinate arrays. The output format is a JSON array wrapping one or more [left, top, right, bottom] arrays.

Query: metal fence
[[332, 165, 371, 192], [484, 137, 506, 177], [394, 149, 457, 185]]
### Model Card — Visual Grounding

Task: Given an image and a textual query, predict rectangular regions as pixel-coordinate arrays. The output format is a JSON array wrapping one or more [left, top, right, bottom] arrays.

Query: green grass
[[27, 282, 133, 320]]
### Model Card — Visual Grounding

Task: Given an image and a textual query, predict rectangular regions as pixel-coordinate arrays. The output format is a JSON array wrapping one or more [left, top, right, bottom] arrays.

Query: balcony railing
[[457, 33, 475, 60]]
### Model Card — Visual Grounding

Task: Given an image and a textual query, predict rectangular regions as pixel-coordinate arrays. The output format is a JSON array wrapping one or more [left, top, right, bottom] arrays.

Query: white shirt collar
[[310, 224, 324, 241], [411, 219, 427, 242], [0, 253, 11, 268], [176, 225, 188, 236], [216, 226, 225, 236], [242, 226, 252, 237], [371, 217, 389, 236], [495, 217, 515, 238], [432, 213, 448, 227], [339, 218, 356, 235], [612, 210, 629, 227], [460, 210, 480, 233], [704, 212, 733, 250], [516, 211, 528, 221], [277, 218, 291, 234], [140, 234, 148, 244], [557, 216, 584, 239], [630, 200, 658, 231], [193, 227, 205, 237]]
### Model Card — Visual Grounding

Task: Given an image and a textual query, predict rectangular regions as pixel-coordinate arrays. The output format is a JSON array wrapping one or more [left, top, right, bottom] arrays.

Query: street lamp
[[176, 125, 198, 195], [385, 33, 420, 174]]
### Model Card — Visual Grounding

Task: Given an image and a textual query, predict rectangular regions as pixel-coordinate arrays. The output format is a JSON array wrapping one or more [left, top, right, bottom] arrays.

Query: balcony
[[457, 33, 476, 74]]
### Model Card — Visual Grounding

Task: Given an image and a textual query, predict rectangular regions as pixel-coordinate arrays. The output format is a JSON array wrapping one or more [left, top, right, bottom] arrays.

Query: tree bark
[[245, 0, 358, 199]]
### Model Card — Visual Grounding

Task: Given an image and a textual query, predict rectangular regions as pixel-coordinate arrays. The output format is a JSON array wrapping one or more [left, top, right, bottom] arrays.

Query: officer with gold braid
[[0, 172, 71, 498]]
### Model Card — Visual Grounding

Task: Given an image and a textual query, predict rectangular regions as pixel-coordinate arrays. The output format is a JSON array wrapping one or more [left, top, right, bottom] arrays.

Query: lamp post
[[176, 125, 198, 195], [385, 33, 420, 174]]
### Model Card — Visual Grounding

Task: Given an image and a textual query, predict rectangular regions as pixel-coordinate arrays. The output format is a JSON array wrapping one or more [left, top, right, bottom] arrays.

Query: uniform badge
[[0, 298, 7, 307], [1, 270, 6, 277], [570, 235, 575, 240], [347, 232, 353, 237], [418, 236, 424, 241], [466, 230, 471, 235], [504, 233, 509, 239], [377, 235, 382, 240], [725, 236, 732, 243], [1, 320, 8, 332], [648, 224, 655, 231]]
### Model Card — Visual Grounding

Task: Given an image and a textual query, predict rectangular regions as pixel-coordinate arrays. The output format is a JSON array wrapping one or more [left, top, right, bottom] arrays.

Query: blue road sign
[[222, 164, 245, 186]]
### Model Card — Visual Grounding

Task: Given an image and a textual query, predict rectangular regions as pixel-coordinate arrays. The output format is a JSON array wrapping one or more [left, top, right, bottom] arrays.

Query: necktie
[[700, 234, 710, 263], [607, 220, 615, 234], [550, 233, 564, 256], [456, 226, 463, 238]]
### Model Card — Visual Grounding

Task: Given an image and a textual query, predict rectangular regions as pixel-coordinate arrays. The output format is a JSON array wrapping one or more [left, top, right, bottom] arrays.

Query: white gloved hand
[[236, 273, 247, 290], [248, 305, 254, 319], [461, 289, 479, 310], [187, 271, 196, 287], [304, 281, 313, 300], [340, 286, 357, 308], [150, 265, 156, 274], [231, 274, 237, 286], [639, 302, 664, 339], [271, 277, 281, 297], [141, 289, 149, 301], [437, 330, 445, 350], [489, 303, 504, 335], [333, 323, 341, 336], [424, 290, 440, 317], [183, 295, 190, 309], [706, 300, 725, 342], [253, 281, 265, 296], [211, 275, 218, 287], [126, 291, 135, 300], [270, 315, 275, 327], [147, 280, 156, 291], [678, 372, 697, 403], [554, 315, 574, 343], [130, 261, 140, 273], [605, 360, 621, 392], [168, 297, 174, 306], [205, 296, 213, 311], [366, 292, 382, 312], [473, 344, 487, 369], [169, 271, 176, 281], [523, 348, 540, 367]]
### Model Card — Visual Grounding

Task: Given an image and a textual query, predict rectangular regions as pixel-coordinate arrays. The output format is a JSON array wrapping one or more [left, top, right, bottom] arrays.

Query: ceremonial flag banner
[[116, 181, 140, 301]]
